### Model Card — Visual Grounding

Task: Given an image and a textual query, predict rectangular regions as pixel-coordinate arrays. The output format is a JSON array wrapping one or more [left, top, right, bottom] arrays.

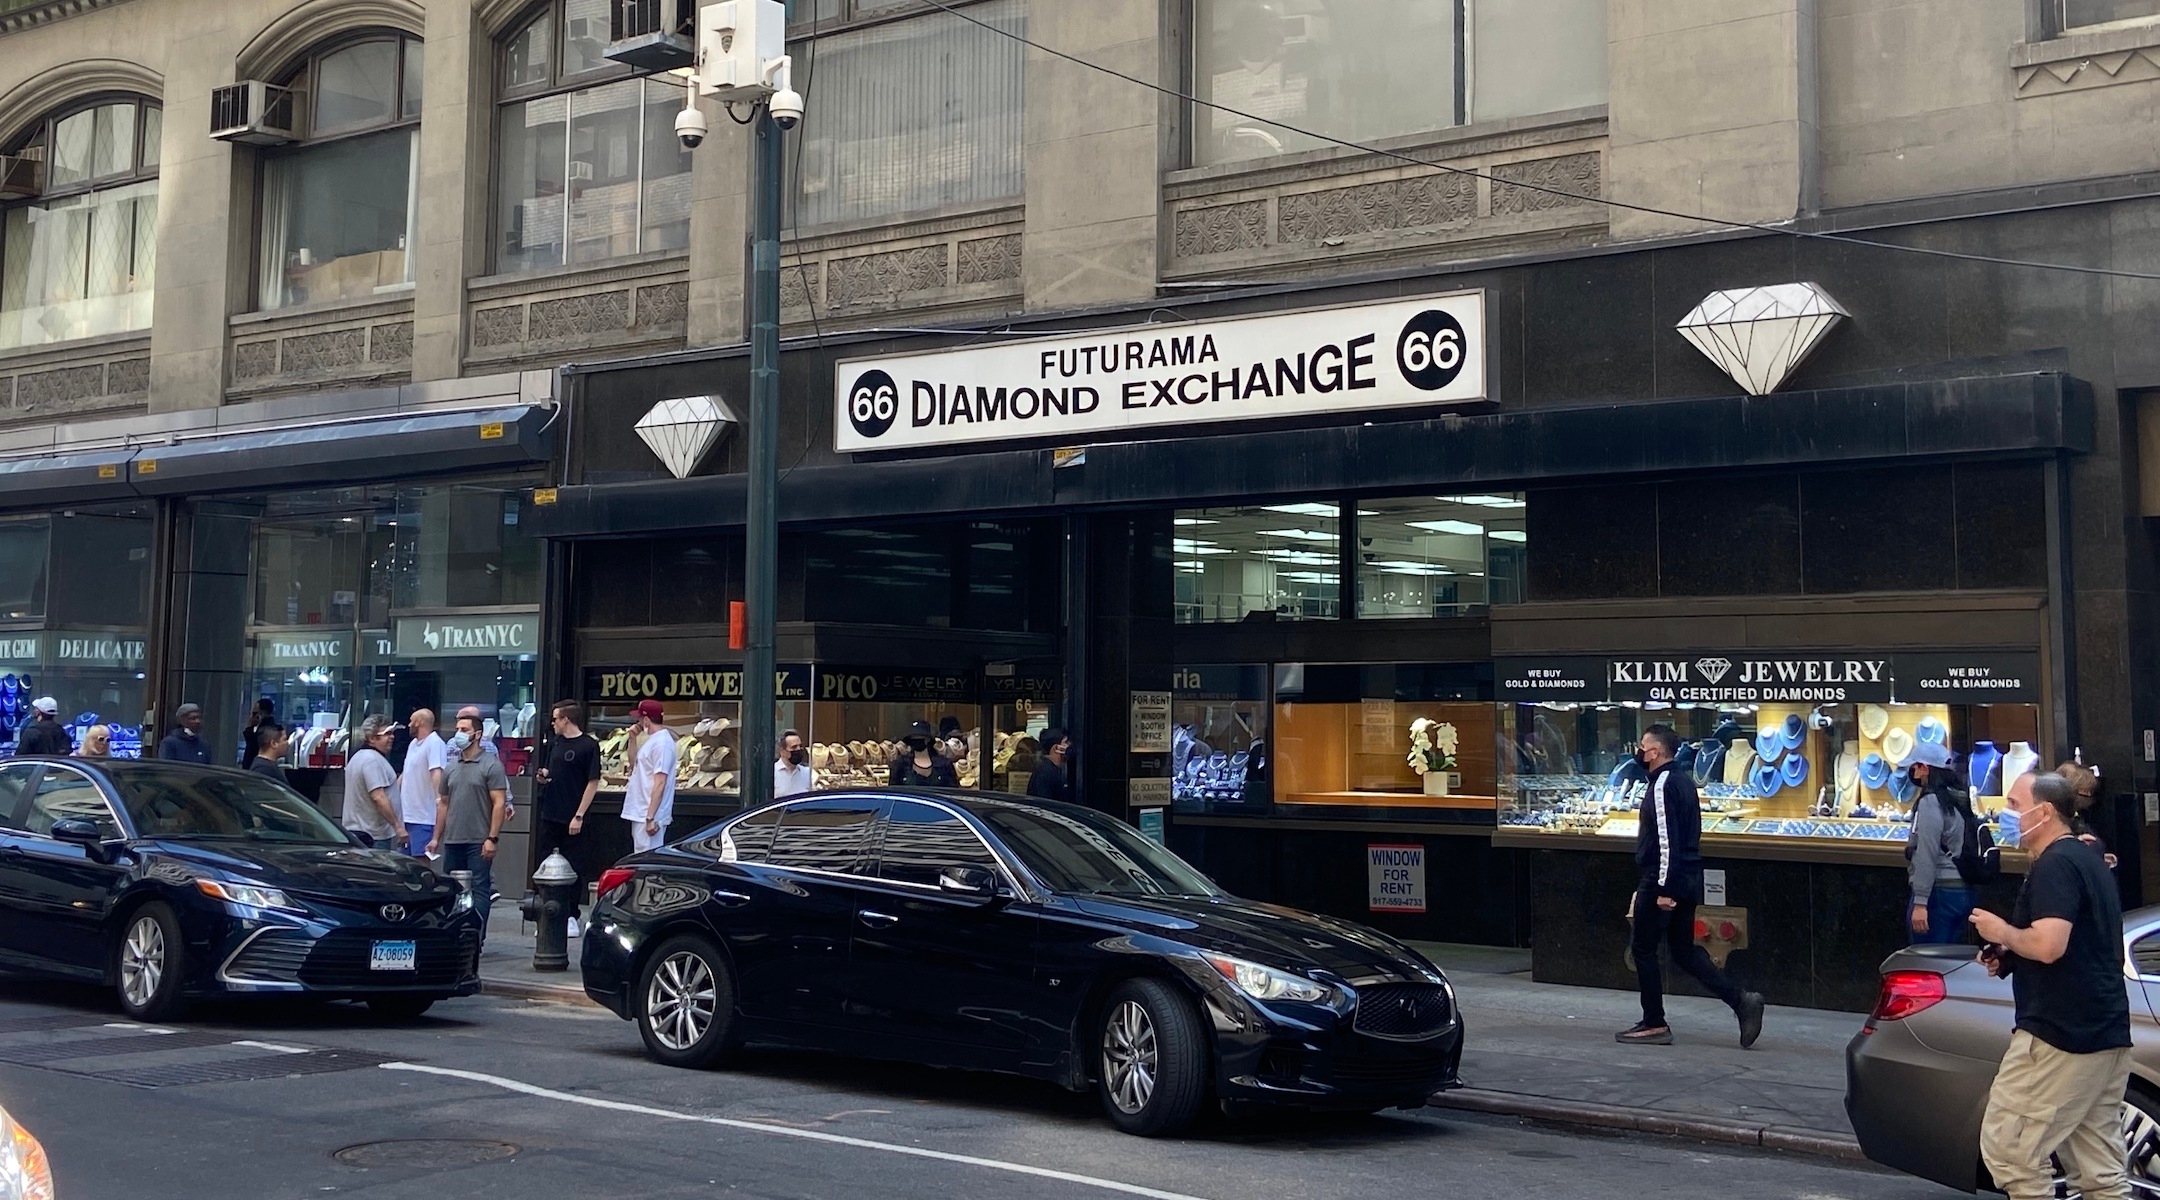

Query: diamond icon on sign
[[1676, 282, 1848, 395], [1694, 657, 1733, 684], [635, 396, 739, 480]]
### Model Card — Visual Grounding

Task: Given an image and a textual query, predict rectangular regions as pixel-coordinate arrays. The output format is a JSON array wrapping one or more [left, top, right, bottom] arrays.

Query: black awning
[[526, 371, 2090, 538], [0, 446, 141, 508], [123, 405, 554, 496]]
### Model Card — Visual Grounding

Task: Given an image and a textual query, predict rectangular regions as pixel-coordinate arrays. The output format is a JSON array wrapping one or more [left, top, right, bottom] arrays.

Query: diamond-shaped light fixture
[[1676, 282, 1849, 395], [634, 396, 738, 479]]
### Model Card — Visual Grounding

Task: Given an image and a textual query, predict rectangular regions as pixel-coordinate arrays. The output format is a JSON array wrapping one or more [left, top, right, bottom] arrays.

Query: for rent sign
[[833, 292, 1486, 452], [1367, 844, 1427, 913]]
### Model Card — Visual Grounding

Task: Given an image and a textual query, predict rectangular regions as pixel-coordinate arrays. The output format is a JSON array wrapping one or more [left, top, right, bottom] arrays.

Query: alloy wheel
[[120, 916, 165, 1010], [1102, 999, 1159, 1115], [645, 951, 717, 1052], [2051, 1100, 2160, 1199]]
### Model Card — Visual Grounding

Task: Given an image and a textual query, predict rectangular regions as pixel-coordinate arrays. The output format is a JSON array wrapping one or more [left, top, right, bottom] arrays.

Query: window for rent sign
[[833, 292, 1486, 452], [1367, 844, 1427, 913]]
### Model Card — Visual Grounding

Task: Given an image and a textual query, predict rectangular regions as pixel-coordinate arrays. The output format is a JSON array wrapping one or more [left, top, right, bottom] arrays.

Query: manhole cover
[[334, 1139, 520, 1169]]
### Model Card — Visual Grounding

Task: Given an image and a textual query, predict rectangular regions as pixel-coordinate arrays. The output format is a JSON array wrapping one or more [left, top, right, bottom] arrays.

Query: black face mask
[[907, 737, 931, 753], [788, 748, 807, 766]]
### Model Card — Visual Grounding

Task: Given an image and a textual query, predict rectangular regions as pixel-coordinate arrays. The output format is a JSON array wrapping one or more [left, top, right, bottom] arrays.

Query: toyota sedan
[[582, 789, 1463, 1136], [0, 757, 483, 1020]]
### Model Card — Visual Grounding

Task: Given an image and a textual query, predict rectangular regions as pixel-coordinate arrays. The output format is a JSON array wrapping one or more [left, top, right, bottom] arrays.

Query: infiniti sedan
[[0, 758, 483, 1020], [583, 789, 1463, 1136], [1845, 909, 2160, 1193]]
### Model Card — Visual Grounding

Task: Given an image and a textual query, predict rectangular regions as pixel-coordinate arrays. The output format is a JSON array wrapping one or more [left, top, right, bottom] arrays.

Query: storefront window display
[[1495, 652, 2045, 843], [984, 664, 1059, 793], [1174, 505, 1343, 622], [0, 503, 155, 758], [1272, 663, 1495, 821], [1171, 665, 1272, 811], [1356, 494, 1526, 616]]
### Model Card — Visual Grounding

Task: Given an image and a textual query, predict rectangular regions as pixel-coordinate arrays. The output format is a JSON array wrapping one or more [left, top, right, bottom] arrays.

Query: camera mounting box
[[699, 0, 785, 102]]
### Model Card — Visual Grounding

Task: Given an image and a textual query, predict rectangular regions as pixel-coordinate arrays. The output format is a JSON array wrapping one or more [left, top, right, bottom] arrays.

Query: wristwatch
[[484, 836, 499, 844]]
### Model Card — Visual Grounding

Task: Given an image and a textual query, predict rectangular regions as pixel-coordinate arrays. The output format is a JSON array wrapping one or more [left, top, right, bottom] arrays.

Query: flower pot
[[1423, 770, 1450, 797]]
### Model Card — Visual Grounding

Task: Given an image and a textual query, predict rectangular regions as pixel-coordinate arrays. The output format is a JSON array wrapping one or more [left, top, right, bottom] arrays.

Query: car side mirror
[[50, 817, 117, 860], [938, 865, 1000, 903]]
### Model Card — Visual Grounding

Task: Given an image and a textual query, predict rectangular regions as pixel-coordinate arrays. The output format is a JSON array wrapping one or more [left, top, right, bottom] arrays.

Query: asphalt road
[[0, 976, 1965, 1200]]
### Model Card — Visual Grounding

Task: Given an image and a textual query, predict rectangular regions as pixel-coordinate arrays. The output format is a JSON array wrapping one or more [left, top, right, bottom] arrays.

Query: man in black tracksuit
[[1618, 723, 1766, 1047]]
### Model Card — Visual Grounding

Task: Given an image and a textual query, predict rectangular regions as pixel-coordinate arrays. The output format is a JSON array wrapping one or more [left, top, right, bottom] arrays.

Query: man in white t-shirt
[[399, 708, 446, 858], [623, 699, 677, 852]]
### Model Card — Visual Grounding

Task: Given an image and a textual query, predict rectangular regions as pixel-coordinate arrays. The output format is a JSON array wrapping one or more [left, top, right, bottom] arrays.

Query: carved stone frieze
[[369, 321, 414, 363], [281, 329, 367, 374], [232, 341, 280, 380], [471, 306, 527, 348], [529, 291, 631, 341], [955, 234, 1023, 284], [780, 262, 821, 310], [634, 283, 689, 330], [1172, 200, 1269, 258], [16, 364, 104, 409], [1491, 153, 1601, 214], [1277, 174, 1476, 245], [104, 357, 149, 396], [827, 245, 950, 306]]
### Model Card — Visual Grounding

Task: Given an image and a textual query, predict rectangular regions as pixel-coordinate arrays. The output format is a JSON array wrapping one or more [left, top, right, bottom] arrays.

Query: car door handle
[[713, 890, 751, 907], [857, 909, 899, 928]]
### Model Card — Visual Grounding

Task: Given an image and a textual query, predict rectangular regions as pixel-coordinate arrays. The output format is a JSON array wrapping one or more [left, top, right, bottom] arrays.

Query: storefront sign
[[1605, 654, 1893, 704], [1171, 664, 1267, 699], [394, 613, 541, 658], [834, 292, 1487, 453], [1891, 652, 2041, 704], [1367, 844, 1427, 913], [1130, 690, 1172, 753], [1129, 778, 1171, 808], [1704, 868, 1727, 906], [817, 668, 975, 703], [1495, 657, 1610, 702], [1136, 807, 1166, 846], [982, 663, 1062, 702], [587, 665, 812, 702], [50, 633, 145, 668], [253, 631, 352, 666], [0, 634, 41, 664]]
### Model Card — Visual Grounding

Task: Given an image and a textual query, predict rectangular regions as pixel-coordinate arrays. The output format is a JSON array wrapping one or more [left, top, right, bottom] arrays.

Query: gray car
[[1845, 906, 2160, 1194]]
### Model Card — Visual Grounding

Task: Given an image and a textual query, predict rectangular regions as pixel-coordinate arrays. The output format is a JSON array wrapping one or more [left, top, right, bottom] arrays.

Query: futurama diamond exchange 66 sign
[[832, 291, 1487, 453]]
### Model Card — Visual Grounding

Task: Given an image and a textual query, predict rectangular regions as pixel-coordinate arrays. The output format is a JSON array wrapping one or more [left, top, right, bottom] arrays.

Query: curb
[[480, 973, 600, 1007], [1428, 1088, 1865, 1162]]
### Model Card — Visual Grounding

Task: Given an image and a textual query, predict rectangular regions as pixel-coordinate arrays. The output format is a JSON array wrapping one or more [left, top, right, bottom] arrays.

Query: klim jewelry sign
[[832, 292, 1487, 452]]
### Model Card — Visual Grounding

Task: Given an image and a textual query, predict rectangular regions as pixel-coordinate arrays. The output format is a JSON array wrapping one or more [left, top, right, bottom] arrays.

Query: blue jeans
[[1909, 884, 1977, 944], [441, 843, 494, 938]]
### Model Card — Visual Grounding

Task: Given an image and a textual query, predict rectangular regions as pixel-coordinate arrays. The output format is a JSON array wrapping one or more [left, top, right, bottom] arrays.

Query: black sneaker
[[1738, 992, 1765, 1049], [1615, 1022, 1673, 1045]]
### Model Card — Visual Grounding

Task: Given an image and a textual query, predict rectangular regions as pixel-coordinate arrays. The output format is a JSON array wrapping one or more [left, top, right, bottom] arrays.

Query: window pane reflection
[[315, 41, 401, 137], [1357, 493, 1525, 617], [1174, 504, 1340, 622]]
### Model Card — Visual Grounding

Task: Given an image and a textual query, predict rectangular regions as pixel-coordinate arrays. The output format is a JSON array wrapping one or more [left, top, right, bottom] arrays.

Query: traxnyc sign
[[833, 292, 1487, 453], [394, 613, 541, 659]]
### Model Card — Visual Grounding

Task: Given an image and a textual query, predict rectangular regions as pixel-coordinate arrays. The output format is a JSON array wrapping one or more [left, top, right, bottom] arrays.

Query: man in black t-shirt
[[1972, 771, 2133, 1200], [534, 701, 601, 893], [247, 720, 291, 786], [1026, 728, 1073, 804]]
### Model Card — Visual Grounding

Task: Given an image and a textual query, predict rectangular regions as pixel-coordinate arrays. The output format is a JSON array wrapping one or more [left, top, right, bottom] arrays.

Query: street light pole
[[741, 104, 783, 814]]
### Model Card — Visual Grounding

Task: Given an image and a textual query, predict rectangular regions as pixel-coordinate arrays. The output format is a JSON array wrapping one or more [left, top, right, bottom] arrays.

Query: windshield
[[113, 767, 352, 845], [975, 802, 1221, 899]]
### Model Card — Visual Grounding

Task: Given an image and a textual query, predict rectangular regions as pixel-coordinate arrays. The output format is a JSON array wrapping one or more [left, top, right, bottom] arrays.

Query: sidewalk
[[473, 912, 1862, 1158]]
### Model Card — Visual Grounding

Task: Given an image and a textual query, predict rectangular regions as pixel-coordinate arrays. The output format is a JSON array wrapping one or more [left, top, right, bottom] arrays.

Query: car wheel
[[2047, 1089, 2160, 1198], [1096, 978, 1208, 1137], [366, 996, 436, 1022], [635, 935, 741, 1069], [115, 902, 186, 1021]]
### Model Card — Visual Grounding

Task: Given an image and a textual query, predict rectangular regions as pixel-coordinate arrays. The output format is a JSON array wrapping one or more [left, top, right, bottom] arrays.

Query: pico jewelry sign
[[833, 292, 1487, 452]]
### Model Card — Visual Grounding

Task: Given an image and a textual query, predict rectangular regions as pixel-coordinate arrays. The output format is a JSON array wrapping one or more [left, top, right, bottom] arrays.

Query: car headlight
[[453, 888, 476, 913], [196, 878, 302, 913], [0, 1105, 55, 1200], [1202, 953, 1330, 1003]]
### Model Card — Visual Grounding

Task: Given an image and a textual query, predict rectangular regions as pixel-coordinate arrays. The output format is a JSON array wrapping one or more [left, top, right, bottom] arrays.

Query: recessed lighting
[[1491, 530, 1527, 543], [1408, 520, 1484, 536], [1255, 528, 1335, 543], [1436, 494, 1525, 509], [1173, 517, 1217, 526]]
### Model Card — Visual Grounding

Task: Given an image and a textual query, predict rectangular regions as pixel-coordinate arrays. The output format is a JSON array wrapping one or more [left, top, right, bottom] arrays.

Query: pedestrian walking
[[1026, 727, 1074, 803], [155, 703, 213, 763], [889, 719, 960, 788], [16, 696, 71, 756], [1906, 741, 1979, 944], [429, 712, 510, 936], [534, 700, 600, 869], [247, 720, 290, 784], [622, 699, 677, 851], [340, 715, 405, 850], [73, 724, 111, 758], [1972, 771, 2133, 1200], [1616, 723, 1766, 1047], [239, 698, 274, 766], [399, 709, 445, 858], [774, 728, 813, 798], [2057, 760, 2120, 869]]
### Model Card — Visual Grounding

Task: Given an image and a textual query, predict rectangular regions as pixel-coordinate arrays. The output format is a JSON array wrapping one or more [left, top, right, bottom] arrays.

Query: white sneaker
[[566, 917, 582, 938]]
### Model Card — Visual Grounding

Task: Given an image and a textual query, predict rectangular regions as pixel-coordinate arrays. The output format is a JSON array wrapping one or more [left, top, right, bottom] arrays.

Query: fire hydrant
[[520, 852, 581, 973]]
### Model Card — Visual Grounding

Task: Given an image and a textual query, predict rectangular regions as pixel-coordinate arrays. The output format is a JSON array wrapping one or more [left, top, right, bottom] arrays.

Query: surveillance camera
[[675, 105, 708, 150], [769, 87, 804, 131]]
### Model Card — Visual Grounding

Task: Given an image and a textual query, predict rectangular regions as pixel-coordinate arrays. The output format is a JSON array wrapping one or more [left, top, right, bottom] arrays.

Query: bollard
[[518, 852, 581, 972]]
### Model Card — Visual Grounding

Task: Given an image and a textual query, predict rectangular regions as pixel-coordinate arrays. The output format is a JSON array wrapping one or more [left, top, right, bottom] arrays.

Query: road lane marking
[[380, 1062, 1212, 1200], [231, 1041, 311, 1055]]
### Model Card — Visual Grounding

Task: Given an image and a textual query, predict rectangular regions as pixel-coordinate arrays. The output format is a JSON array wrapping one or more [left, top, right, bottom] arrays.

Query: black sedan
[[582, 789, 1463, 1135], [0, 757, 483, 1020]]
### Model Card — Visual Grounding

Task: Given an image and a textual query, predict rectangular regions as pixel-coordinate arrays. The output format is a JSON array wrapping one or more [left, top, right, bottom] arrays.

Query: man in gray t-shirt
[[429, 712, 509, 933], [341, 716, 405, 850]]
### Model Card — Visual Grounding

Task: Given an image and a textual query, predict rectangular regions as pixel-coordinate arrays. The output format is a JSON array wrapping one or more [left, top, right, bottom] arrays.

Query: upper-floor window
[[1190, 0, 1607, 168], [257, 34, 424, 311], [1, 97, 161, 349], [494, 0, 692, 273], [2059, 0, 2160, 32]]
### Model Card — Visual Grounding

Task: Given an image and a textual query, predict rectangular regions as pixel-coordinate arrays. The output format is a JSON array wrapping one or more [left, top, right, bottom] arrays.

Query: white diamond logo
[[1694, 657, 1732, 685], [1676, 282, 1849, 395], [634, 396, 738, 479]]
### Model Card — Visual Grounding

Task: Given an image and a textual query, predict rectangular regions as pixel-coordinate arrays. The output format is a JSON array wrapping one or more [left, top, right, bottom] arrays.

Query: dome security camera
[[769, 87, 804, 130], [675, 104, 708, 150]]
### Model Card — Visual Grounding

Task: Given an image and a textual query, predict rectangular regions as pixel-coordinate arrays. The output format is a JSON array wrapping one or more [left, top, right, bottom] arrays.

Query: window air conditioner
[[569, 160, 596, 182], [0, 153, 42, 200], [606, 0, 696, 72], [210, 81, 300, 145]]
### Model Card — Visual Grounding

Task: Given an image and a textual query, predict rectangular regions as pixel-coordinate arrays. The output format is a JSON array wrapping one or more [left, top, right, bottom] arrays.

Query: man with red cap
[[623, 699, 677, 852]]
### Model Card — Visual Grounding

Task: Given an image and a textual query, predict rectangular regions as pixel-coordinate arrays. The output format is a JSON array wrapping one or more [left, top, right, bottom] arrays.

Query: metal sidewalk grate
[[0, 1030, 237, 1064], [0, 1013, 108, 1034], [83, 1049, 395, 1088]]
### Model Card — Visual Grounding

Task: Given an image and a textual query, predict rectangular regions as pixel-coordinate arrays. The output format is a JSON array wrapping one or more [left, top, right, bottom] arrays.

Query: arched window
[[1, 96, 161, 349], [493, 1, 691, 273], [256, 33, 423, 311]]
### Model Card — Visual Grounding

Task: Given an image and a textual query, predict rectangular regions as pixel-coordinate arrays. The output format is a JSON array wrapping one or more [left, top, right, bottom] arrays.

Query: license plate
[[370, 940, 418, 972]]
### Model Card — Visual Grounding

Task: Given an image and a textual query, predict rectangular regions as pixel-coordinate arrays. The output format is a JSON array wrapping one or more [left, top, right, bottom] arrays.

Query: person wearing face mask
[[1904, 741, 1977, 944], [890, 719, 960, 789], [775, 729, 813, 798], [1026, 728, 1074, 803], [429, 714, 510, 933], [1971, 772, 2132, 1200]]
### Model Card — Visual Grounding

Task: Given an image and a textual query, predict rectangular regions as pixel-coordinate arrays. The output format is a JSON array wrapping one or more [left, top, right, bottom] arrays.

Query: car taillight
[[1870, 970, 1947, 1022], [596, 867, 637, 899]]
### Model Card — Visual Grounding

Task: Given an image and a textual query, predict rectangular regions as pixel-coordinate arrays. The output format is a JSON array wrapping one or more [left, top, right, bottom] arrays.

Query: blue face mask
[[449, 732, 473, 752], [1996, 805, 2022, 846]]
